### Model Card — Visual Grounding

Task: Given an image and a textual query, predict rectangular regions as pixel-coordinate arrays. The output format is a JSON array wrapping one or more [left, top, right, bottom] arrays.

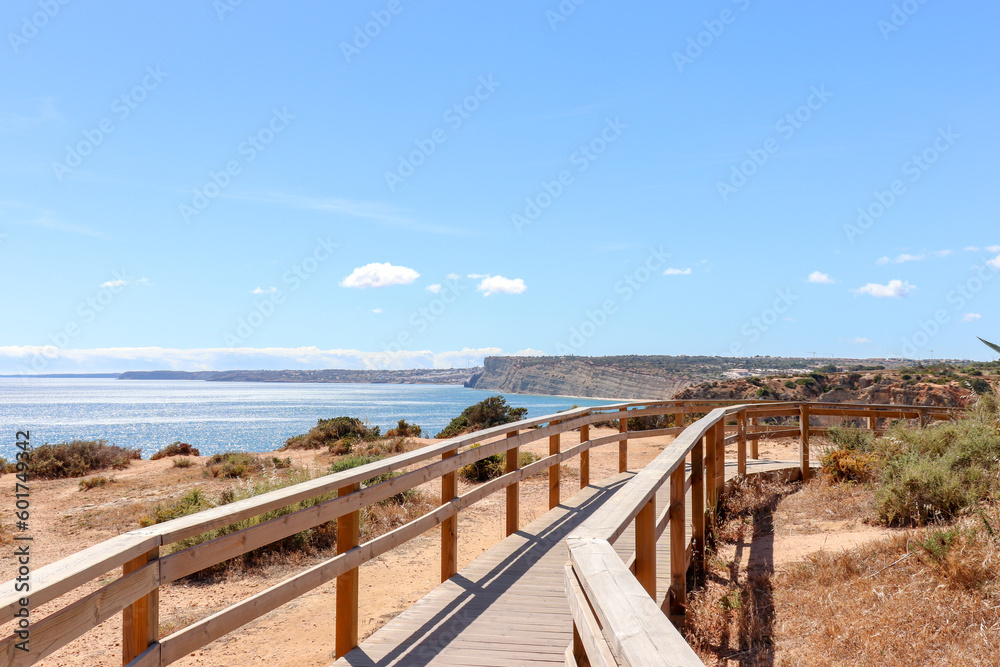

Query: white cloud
[[965, 246, 980, 252], [663, 268, 691, 276], [100, 277, 149, 288], [341, 263, 419, 288], [932, 250, 952, 258], [895, 253, 925, 263], [446, 273, 461, 281], [852, 279, 916, 298], [476, 275, 526, 296], [426, 284, 442, 294], [988, 245, 1000, 253], [988, 255, 1000, 270], [852, 337, 871, 344], [466, 273, 489, 279], [513, 348, 545, 356], [371, 308, 383, 314], [251, 286, 278, 294], [807, 271, 835, 284], [963, 313, 982, 322], [0, 345, 507, 373], [876, 256, 890, 265]]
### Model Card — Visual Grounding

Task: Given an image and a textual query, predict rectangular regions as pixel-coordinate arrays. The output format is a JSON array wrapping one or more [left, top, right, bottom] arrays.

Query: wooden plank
[[691, 439, 704, 567], [122, 547, 159, 664], [336, 482, 361, 659], [750, 416, 758, 458], [714, 422, 725, 501], [799, 404, 811, 483], [506, 430, 519, 537], [634, 498, 655, 600], [550, 422, 561, 510], [619, 408, 628, 473], [564, 564, 617, 667], [0, 530, 160, 620], [668, 466, 685, 618], [568, 539, 703, 666], [441, 452, 458, 583], [0, 561, 158, 666], [737, 410, 747, 478], [580, 423, 590, 489], [124, 642, 160, 667]]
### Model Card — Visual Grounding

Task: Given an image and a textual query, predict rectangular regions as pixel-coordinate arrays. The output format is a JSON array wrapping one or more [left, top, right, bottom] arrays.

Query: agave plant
[[979, 337, 1000, 356]]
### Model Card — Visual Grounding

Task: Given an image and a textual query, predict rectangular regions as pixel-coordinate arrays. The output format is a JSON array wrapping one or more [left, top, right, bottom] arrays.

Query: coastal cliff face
[[465, 356, 690, 399]]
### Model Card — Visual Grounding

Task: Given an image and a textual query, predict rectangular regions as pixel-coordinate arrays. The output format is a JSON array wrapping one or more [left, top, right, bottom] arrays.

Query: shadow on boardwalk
[[337, 475, 632, 667]]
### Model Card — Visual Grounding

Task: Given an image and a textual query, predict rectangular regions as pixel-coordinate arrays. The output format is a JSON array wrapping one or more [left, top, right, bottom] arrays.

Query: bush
[[283, 416, 380, 453], [784, 381, 797, 389], [151, 442, 200, 460], [24, 440, 139, 479], [385, 419, 422, 438], [436, 396, 527, 438], [173, 457, 195, 469], [458, 446, 543, 482], [78, 476, 110, 491], [971, 378, 993, 395], [205, 452, 269, 479], [756, 387, 770, 397]]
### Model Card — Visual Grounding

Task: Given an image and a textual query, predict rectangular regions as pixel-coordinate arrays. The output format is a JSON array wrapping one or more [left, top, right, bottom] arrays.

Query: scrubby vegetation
[[140, 452, 432, 579], [78, 475, 111, 491], [151, 441, 200, 459], [820, 396, 1000, 526], [436, 396, 527, 438], [204, 452, 291, 479], [283, 416, 381, 454], [2, 440, 140, 479], [385, 419, 422, 437], [458, 445, 541, 483]]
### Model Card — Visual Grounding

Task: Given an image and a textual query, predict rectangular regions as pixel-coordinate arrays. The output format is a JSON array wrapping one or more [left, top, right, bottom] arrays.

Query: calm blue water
[[0, 379, 611, 459]]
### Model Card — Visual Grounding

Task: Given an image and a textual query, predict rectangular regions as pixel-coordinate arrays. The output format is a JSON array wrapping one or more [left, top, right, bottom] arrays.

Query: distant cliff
[[118, 368, 479, 384], [465, 356, 690, 399]]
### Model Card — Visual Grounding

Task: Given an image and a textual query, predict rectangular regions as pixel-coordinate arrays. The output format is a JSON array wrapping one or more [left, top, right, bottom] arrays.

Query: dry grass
[[686, 476, 797, 665], [775, 506, 1000, 665]]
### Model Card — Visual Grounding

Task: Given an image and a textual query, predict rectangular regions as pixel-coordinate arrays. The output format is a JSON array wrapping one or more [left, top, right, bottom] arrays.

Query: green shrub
[[756, 387, 770, 397], [205, 452, 283, 478], [173, 457, 195, 468], [436, 396, 527, 438], [784, 381, 796, 389], [151, 442, 200, 459], [283, 416, 380, 453], [385, 419, 422, 438], [78, 476, 110, 491], [24, 440, 139, 479]]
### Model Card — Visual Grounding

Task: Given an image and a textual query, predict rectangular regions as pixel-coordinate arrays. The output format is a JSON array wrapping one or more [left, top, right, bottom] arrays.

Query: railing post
[[705, 427, 717, 513], [750, 415, 759, 459], [122, 547, 159, 665], [441, 451, 458, 581], [737, 410, 747, 478], [579, 420, 590, 489], [335, 482, 361, 659], [714, 421, 725, 499], [799, 404, 811, 482], [505, 431, 519, 537], [635, 496, 656, 600], [668, 465, 686, 619], [549, 421, 561, 510], [691, 438, 704, 568], [619, 407, 628, 472], [868, 414, 877, 432], [674, 410, 684, 431]]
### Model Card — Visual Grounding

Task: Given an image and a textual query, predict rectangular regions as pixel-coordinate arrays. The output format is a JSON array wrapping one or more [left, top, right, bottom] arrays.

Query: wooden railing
[[563, 400, 960, 667], [0, 399, 960, 666]]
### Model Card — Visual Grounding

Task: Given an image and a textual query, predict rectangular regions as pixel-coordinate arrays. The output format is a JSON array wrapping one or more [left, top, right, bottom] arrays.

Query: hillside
[[676, 364, 998, 407], [465, 355, 921, 400]]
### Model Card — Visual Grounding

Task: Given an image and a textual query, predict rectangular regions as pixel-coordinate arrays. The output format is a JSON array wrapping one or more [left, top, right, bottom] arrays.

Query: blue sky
[[2, 0, 999, 372]]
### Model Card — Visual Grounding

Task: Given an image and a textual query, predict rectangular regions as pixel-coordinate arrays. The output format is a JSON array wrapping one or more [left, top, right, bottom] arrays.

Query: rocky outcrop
[[465, 356, 690, 399]]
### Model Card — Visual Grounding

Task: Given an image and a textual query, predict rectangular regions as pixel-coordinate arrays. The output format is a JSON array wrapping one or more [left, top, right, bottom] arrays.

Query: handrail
[[0, 399, 961, 665], [563, 400, 962, 666]]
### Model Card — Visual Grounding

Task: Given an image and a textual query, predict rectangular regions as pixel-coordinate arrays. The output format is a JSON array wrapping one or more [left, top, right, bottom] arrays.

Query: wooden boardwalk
[[334, 457, 798, 666]]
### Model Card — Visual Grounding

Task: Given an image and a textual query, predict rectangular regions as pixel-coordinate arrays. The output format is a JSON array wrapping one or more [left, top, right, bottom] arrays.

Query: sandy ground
[[1, 428, 685, 666], [0, 429, 844, 666]]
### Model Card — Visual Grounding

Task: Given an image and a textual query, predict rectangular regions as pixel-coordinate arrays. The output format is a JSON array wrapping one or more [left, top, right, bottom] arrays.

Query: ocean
[[0, 378, 612, 459]]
